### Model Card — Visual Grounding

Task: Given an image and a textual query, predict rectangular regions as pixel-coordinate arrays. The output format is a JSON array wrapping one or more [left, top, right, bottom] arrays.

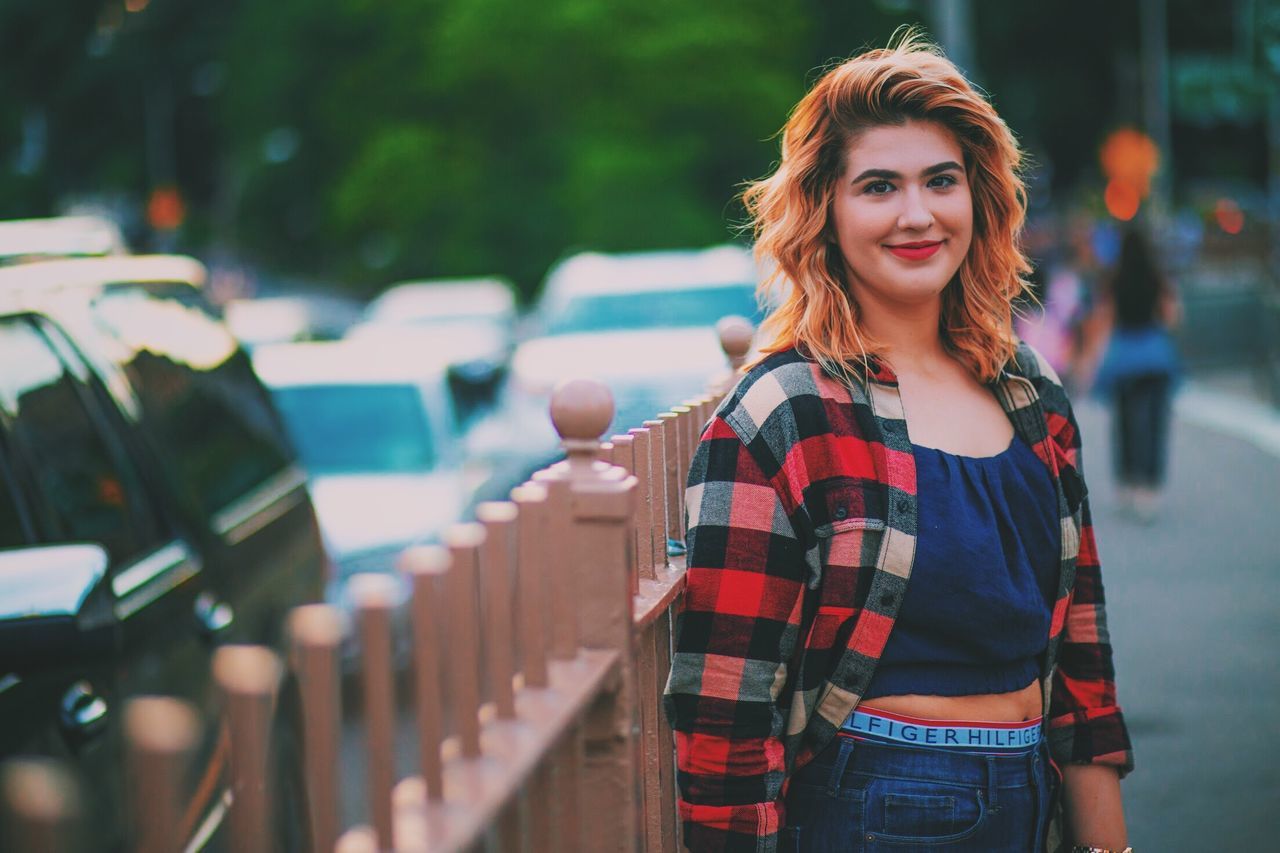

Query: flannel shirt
[[663, 344, 1133, 852]]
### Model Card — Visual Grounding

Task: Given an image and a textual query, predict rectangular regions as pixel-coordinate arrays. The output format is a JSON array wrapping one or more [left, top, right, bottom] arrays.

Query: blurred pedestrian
[[665, 32, 1132, 853], [1085, 226, 1182, 520]]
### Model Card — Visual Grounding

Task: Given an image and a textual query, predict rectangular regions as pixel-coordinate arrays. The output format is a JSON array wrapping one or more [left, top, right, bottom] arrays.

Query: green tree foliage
[[218, 0, 810, 295]]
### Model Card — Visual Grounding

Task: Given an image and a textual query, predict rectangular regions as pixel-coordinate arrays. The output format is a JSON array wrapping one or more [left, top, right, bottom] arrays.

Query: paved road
[[1074, 397, 1280, 851], [336, 395, 1280, 849]]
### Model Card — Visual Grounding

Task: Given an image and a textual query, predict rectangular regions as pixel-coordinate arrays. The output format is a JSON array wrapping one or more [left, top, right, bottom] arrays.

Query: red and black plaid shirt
[[664, 345, 1133, 852]]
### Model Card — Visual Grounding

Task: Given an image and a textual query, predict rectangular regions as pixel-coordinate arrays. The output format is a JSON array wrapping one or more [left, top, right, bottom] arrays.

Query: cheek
[[946, 197, 975, 248]]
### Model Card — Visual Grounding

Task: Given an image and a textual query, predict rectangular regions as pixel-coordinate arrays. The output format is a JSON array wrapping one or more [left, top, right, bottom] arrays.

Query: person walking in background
[[664, 32, 1131, 853], [1015, 214, 1099, 393], [1084, 226, 1182, 521]]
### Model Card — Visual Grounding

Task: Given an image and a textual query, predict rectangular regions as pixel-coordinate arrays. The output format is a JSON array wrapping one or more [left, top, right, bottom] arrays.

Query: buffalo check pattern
[[663, 345, 1133, 852]]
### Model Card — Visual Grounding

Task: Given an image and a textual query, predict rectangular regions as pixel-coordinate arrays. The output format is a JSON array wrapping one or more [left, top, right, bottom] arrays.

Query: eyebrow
[[850, 161, 964, 184]]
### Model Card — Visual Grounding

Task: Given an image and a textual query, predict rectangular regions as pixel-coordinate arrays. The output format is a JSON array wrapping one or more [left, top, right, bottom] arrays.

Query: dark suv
[[0, 256, 327, 849]]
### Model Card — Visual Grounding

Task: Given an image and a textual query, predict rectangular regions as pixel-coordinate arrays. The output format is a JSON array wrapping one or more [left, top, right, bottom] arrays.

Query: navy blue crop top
[[863, 433, 1060, 699]]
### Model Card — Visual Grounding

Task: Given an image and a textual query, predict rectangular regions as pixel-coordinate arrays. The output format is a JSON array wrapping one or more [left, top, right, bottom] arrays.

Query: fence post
[[398, 547, 450, 803], [608, 433, 640, 597], [510, 484, 550, 690], [510, 483, 555, 853], [550, 377, 640, 853], [288, 604, 343, 852], [642, 419, 670, 568], [443, 524, 487, 760], [213, 645, 282, 853], [0, 759, 81, 852], [628, 425, 659, 579], [711, 315, 755, 395], [124, 697, 199, 853], [476, 502, 520, 721]]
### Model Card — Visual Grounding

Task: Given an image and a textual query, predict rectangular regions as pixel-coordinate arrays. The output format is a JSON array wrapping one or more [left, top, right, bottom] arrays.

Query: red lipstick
[[886, 241, 942, 261]]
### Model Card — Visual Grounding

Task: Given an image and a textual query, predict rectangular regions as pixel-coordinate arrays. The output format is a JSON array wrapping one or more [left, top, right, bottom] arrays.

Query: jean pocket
[[866, 780, 988, 846], [883, 793, 956, 836]]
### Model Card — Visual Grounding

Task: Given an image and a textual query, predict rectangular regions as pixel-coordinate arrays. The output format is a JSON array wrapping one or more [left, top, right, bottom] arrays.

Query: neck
[[859, 295, 948, 374]]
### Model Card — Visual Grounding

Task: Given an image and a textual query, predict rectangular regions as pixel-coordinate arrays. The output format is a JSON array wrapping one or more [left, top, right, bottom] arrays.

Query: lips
[[886, 241, 942, 261]]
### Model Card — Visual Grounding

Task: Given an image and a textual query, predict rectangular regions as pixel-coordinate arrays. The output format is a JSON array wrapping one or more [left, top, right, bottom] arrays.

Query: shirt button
[[880, 592, 896, 607], [896, 498, 910, 514], [833, 507, 848, 520]]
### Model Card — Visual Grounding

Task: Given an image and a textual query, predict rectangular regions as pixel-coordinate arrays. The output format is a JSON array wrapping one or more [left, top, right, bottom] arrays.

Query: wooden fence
[[1, 317, 755, 853]]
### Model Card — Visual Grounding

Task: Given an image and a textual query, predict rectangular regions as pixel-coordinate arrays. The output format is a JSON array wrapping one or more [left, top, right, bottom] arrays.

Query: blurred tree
[[220, 0, 808, 297]]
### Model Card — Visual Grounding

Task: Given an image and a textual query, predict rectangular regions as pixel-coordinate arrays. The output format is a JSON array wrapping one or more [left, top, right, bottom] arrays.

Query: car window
[[270, 384, 436, 474], [545, 283, 761, 336], [0, 441, 34, 550], [0, 316, 161, 564], [89, 282, 293, 519]]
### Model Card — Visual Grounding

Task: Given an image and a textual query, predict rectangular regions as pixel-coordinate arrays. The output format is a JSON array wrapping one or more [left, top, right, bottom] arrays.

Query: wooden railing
[[0, 316, 755, 852]]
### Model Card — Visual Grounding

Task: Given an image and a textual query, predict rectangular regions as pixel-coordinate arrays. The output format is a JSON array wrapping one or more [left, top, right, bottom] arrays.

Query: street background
[[4, 0, 1280, 849]]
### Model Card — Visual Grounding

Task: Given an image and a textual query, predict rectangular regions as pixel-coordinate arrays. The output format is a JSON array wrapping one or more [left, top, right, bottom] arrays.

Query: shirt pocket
[[807, 480, 888, 539], [807, 481, 888, 593]]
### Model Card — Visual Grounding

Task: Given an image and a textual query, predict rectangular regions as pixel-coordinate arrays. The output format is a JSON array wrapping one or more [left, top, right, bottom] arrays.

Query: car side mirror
[[0, 543, 117, 673]]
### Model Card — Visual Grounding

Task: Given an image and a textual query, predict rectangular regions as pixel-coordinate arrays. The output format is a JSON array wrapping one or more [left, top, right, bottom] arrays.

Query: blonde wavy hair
[[744, 31, 1032, 383]]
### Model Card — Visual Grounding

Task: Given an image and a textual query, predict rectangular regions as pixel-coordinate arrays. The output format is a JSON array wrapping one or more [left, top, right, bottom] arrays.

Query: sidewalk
[[1075, 374, 1280, 850], [1175, 368, 1280, 458]]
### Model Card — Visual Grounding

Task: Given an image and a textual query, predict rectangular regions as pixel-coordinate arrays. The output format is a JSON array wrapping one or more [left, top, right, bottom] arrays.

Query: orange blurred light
[[125, 0, 149, 12], [1099, 128, 1160, 198], [147, 185, 186, 231], [1214, 198, 1244, 235], [1104, 180, 1141, 221]]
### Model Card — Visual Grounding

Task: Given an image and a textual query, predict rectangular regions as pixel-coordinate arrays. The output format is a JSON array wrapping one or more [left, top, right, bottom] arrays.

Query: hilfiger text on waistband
[[841, 709, 1043, 751]]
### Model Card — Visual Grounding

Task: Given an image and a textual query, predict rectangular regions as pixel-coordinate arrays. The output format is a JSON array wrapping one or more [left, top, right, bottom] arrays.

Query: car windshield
[[545, 284, 760, 336], [270, 384, 435, 474]]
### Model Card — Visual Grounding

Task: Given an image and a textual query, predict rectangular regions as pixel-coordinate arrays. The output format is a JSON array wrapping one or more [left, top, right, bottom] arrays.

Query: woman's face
[[830, 119, 973, 312]]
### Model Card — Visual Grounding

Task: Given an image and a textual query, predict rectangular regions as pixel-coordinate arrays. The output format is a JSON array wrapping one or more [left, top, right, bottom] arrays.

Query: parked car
[[251, 339, 480, 629], [468, 245, 761, 502], [0, 255, 327, 850], [0, 215, 128, 266], [350, 277, 518, 422], [223, 292, 363, 351]]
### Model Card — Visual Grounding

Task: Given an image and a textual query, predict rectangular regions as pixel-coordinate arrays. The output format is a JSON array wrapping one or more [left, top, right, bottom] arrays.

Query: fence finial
[[716, 315, 755, 370], [550, 377, 614, 474], [1, 759, 81, 852]]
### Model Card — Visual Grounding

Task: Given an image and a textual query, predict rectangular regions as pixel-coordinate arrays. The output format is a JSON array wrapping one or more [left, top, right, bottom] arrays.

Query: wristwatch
[[1071, 847, 1133, 853]]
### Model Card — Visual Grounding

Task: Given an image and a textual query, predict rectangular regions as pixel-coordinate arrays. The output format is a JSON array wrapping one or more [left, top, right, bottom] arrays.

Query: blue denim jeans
[[781, 735, 1055, 852]]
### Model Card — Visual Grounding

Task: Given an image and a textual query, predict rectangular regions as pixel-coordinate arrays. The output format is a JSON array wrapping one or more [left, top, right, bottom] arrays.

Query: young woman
[[665, 35, 1133, 852], [1087, 226, 1182, 521]]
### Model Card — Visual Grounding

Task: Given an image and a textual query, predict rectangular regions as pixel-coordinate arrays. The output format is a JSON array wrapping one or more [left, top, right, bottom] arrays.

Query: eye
[[928, 173, 959, 189], [862, 180, 895, 195]]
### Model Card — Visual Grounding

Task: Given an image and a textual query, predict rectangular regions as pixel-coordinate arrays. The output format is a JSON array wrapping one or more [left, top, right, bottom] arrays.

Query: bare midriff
[[858, 679, 1042, 722]]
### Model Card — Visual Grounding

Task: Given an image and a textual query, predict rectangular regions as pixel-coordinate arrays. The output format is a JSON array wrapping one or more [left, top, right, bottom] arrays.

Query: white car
[[516, 244, 761, 430], [352, 277, 516, 378], [0, 215, 128, 265], [466, 245, 761, 503], [223, 293, 362, 351], [251, 338, 481, 616]]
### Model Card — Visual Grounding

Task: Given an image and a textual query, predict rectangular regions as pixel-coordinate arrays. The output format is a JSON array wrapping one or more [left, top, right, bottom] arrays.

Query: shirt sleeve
[[1045, 399, 1135, 777], [663, 415, 808, 852]]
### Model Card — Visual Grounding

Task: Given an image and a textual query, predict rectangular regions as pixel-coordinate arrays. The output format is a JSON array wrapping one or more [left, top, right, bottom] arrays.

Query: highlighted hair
[[744, 31, 1031, 383]]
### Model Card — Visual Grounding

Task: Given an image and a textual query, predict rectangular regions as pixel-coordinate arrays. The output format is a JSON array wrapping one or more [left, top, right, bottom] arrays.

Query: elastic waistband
[[841, 707, 1043, 754]]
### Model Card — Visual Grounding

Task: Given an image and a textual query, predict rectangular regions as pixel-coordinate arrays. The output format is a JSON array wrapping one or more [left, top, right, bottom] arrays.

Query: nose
[[897, 187, 934, 231]]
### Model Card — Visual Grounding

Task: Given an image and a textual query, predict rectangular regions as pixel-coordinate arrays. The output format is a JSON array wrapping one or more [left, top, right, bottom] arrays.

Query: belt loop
[[984, 755, 999, 811], [825, 737, 855, 798]]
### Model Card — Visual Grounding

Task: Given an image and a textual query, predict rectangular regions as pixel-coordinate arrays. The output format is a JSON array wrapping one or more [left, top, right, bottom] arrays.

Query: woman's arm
[[1039, 381, 1134, 844], [664, 415, 807, 852], [1062, 763, 1128, 849]]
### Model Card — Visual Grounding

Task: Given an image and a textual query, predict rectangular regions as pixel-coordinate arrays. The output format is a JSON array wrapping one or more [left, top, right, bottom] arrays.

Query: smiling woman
[[665, 31, 1132, 853], [830, 120, 973, 312]]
